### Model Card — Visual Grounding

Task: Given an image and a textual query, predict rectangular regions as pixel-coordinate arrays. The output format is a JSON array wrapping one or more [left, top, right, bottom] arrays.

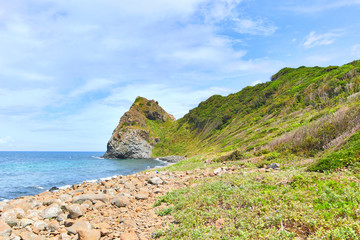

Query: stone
[[111, 196, 130, 208], [1, 209, 20, 227], [49, 186, 59, 192], [33, 221, 48, 231], [266, 163, 280, 169], [135, 192, 148, 200], [72, 194, 110, 204], [41, 203, 63, 219], [148, 177, 163, 185], [47, 220, 60, 232], [67, 220, 92, 235], [43, 198, 61, 206], [213, 168, 222, 175], [124, 182, 136, 191], [67, 204, 83, 219], [19, 219, 34, 228], [0, 220, 12, 237], [20, 231, 45, 240], [78, 229, 101, 240], [59, 194, 72, 203], [120, 231, 139, 240], [93, 202, 106, 210]]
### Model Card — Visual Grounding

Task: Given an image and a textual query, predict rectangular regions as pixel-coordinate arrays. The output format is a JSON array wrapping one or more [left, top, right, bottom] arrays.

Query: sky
[[0, 0, 360, 151]]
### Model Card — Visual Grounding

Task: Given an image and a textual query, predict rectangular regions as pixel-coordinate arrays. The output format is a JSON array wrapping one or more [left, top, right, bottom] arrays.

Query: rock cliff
[[104, 97, 175, 159]]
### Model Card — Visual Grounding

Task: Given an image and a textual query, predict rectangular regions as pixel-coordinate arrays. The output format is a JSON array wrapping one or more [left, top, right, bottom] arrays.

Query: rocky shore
[[0, 163, 251, 240]]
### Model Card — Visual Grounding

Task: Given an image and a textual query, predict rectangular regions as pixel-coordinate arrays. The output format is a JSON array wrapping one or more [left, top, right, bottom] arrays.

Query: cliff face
[[104, 97, 175, 159]]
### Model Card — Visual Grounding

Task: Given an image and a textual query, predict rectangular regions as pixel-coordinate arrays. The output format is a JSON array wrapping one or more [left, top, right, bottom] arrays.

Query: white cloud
[[69, 78, 116, 97], [251, 80, 263, 86], [303, 31, 342, 48], [233, 18, 277, 35], [0, 88, 59, 113], [0, 0, 284, 150], [284, 0, 360, 13]]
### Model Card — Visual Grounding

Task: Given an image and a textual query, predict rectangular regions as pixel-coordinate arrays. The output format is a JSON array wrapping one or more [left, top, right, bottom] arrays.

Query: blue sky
[[0, 0, 360, 151]]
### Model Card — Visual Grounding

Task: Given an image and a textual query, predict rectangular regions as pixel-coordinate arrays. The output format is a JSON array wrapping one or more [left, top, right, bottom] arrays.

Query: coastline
[[0, 154, 175, 203], [0, 156, 188, 239]]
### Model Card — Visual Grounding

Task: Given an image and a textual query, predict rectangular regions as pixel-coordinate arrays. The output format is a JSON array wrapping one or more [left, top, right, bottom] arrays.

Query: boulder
[[78, 229, 101, 240], [266, 163, 281, 169], [1, 208, 24, 227], [120, 231, 139, 240], [33, 221, 48, 231], [40, 203, 63, 219], [67, 220, 92, 235], [135, 192, 148, 200], [148, 177, 163, 185], [67, 204, 83, 219], [20, 231, 45, 240], [19, 219, 34, 228], [0, 220, 12, 237], [111, 196, 130, 208], [59, 194, 72, 203], [73, 194, 110, 204]]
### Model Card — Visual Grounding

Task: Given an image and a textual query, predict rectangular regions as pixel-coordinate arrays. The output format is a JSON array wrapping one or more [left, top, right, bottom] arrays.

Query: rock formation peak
[[103, 97, 175, 159]]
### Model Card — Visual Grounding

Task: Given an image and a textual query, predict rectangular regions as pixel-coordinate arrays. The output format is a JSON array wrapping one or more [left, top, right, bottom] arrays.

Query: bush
[[215, 150, 244, 162]]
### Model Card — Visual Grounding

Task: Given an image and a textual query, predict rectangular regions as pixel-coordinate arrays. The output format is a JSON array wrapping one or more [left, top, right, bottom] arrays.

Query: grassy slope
[[147, 60, 360, 239], [152, 60, 360, 166]]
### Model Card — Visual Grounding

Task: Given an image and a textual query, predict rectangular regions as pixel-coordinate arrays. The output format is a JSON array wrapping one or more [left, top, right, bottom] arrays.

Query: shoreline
[[0, 160, 217, 240], [0, 157, 174, 204]]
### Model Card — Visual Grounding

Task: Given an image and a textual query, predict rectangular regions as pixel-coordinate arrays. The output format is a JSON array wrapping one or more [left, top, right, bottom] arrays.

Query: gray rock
[[73, 194, 110, 204], [20, 231, 45, 240], [19, 219, 34, 228], [111, 196, 130, 208], [103, 189, 115, 195], [0, 219, 12, 237], [67, 204, 83, 219], [266, 163, 281, 169], [40, 203, 63, 219], [124, 182, 136, 191], [67, 220, 92, 235], [104, 128, 153, 159], [135, 192, 148, 200], [148, 177, 163, 185], [26, 210, 41, 220], [1, 209, 23, 227], [213, 168, 222, 175], [33, 220, 48, 231], [59, 194, 72, 203], [43, 198, 61, 206]]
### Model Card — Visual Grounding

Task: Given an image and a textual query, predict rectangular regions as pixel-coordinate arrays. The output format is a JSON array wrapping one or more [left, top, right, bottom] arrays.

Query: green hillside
[[149, 60, 360, 239], [150, 60, 360, 171]]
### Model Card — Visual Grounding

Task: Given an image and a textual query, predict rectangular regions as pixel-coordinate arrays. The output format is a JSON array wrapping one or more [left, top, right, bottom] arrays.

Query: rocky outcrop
[[104, 97, 175, 159]]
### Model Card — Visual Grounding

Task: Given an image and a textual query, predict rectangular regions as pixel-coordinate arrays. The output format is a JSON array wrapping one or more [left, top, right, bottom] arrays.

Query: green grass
[[156, 170, 360, 239]]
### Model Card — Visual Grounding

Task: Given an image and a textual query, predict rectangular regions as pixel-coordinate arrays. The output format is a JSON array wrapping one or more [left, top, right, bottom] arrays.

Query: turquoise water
[[0, 152, 167, 201]]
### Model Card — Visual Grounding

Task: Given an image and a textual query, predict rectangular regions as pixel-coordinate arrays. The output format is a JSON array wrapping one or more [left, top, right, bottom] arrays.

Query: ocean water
[[0, 151, 167, 201]]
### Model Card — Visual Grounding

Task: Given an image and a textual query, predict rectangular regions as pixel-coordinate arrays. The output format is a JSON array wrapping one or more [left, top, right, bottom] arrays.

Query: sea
[[0, 151, 167, 202]]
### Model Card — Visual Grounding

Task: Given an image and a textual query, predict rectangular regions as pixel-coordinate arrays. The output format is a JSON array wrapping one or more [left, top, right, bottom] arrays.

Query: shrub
[[215, 150, 244, 162]]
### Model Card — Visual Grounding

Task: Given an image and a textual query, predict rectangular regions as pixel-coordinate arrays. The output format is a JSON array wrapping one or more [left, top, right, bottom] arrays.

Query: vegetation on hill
[[116, 60, 360, 239], [149, 60, 360, 172]]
